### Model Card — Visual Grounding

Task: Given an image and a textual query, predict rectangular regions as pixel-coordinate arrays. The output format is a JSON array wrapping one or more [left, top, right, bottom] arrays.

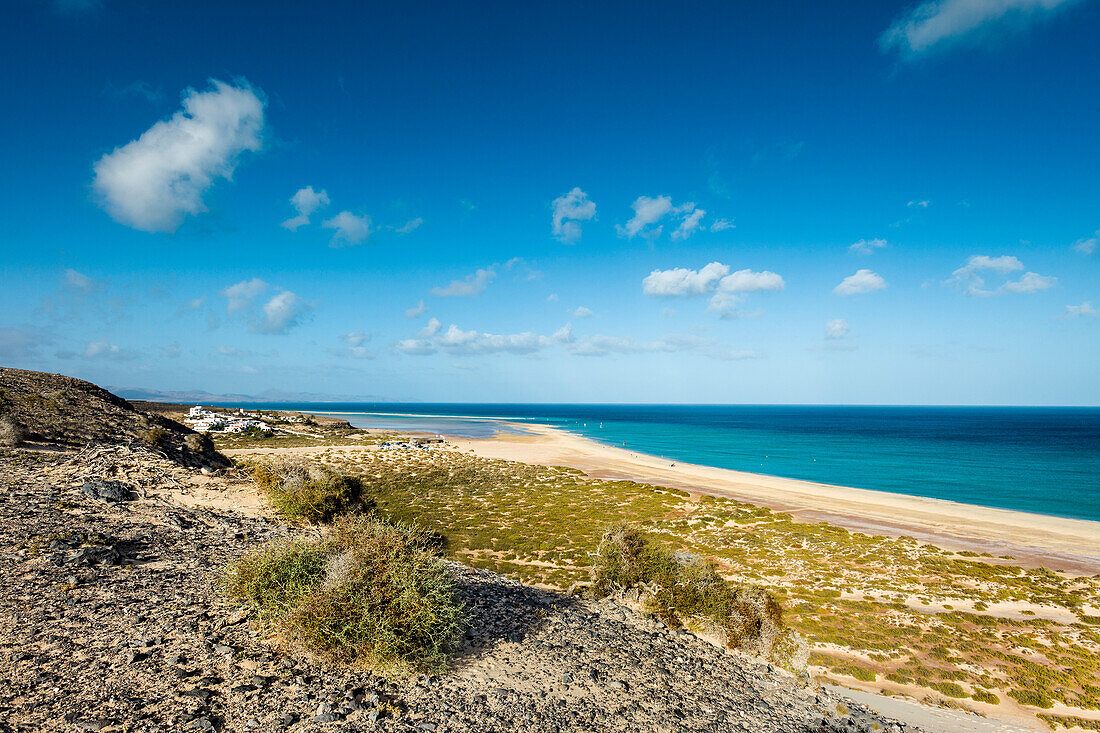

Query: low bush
[[224, 515, 463, 673], [141, 427, 168, 448], [252, 461, 370, 522], [591, 525, 806, 669]]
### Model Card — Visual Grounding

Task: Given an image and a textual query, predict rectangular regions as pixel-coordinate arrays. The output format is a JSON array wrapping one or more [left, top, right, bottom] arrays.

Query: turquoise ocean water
[[235, 404, 1100, 524]]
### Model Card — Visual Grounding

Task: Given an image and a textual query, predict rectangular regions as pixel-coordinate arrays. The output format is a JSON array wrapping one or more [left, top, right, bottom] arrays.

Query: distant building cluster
[[185, 406, 275, 434]]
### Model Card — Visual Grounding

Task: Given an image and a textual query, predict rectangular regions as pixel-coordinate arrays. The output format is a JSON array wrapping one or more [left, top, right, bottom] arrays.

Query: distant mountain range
[[112, 386, 390, 404]]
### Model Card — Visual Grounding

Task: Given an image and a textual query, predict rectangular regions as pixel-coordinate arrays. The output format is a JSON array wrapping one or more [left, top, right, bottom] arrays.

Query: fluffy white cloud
[[84, 340, 137, 360], [714, 349, 761, 361], [257, 291, 312, 334], [1061, 301, 1098, 318], [220, 277, 268, 313], [671, 208, 706, 241], [643, 262, 730, 296], [395, 217, 423, 234], [849, 238, 888, 255], [552, 323, 574, 343], [342, 330, 369, 346], [397, 323, 552, 356], [718, 269, 785, 293], [1000, 271, 1057, 294], [834, 269, 887, 296], [419, 318, 441, 337], [573, 306, 594, 318], [322, 211, 371, 246], [1073, 230, 1097, 255], [710, 219, 736, 232], [880, 0, 1080, 58], [281, 186, 330, 231], [431, 268, 495, 297], [618, 195, 673, 239], [551, 187, 597, 243], [92, 80, 264, 233], [617, 196, 703, 241], [907, 200, 931, 208], [945, 255, 1055, 296], [404, 300, 429, 318], [825, 318, 851, 339]]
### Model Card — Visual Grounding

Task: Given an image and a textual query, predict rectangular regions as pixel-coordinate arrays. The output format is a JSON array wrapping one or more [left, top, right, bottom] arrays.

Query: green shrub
[[971, 690, 999, 705], [930, 681, 968, 698], [1009, 688, 1054, 709], [591, 525, 805, 668], [224, 516, 463, 673], [253, 462, 370, 522]]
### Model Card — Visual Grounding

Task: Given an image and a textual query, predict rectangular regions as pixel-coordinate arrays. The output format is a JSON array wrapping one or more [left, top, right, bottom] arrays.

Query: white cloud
[[907, 200, 931, 208], [880, 0, 1081, 58], [945, 255, 1055, 296], [398, 323, 552, 356], [92, 79, 264, 233], [342, 330, 369, 346], [834, 269, 887, 296], [849, 238, 888, 255], [617, 196, 702, 241], [1072, 230, 1097, 255], [63, 268, 100, 293], [825, 318, 851, 339], [618, 195, 673, 239], [281, 186, 330, 231], [322, 211, 371, 246], [431, 268, 495, 297], [419, 317, 441, 337], [714, 349, 762, 361], [567, 333, 708, 357], [718, 269, 785, 293], [547, 293, 559, 303], [220, 277, 268, 313], [395, 217, 423, 234], [256, 291, 312, 334], [573, 306, 594, 318], [710, 219, 736, 232], [1061, 301, 1098, 319], [405, 300, 428, 318], [671, 208, 706, 241], [551, 187, 597, 243], [552, 323, 574, 343], [999, 271, 1057, 294], [643, 262, 730, 296], [84, 340, 137, 360], [215, 345, 246, 356]]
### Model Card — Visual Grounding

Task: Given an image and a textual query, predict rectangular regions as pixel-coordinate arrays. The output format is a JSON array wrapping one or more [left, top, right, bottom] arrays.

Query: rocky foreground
[[0, 445, 919, 733]]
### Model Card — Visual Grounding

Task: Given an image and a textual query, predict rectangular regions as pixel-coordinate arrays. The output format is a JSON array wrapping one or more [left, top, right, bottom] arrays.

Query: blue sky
[[1, 0, 1097, 404]]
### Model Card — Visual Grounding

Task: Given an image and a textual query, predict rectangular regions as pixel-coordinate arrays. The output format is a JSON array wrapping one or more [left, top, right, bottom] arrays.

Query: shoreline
[[447, 422, 1100, 575]]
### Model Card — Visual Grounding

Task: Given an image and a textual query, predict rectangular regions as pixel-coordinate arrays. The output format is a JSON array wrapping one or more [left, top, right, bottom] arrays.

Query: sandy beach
[[448, 423, 1100, 575]]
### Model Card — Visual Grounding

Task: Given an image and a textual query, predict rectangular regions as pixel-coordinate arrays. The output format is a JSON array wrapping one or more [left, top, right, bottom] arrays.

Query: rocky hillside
[[0, 367, 229, 468], [0, 441, 924, 732]]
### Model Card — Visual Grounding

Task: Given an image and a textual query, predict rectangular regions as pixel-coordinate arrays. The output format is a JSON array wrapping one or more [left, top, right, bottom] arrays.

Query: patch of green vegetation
[[224, 516, 463, 674], [1008, 688, 1054, 709], [252, 461, 370, 523], [970, 690, 999, 705], [591, 525, 805, 667], [930, 681, 968, 698], [1038, 714, 1100, 731]]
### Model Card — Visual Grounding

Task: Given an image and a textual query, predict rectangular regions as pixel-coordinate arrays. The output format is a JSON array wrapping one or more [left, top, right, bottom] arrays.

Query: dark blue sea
[[236, 404, 1100, 523]]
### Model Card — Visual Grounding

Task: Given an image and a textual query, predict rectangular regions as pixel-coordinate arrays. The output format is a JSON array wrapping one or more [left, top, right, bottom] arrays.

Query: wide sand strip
[[449, 423, 1100, 575]]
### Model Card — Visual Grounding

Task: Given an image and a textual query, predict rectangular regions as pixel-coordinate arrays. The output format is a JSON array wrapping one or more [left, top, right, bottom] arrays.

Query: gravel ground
[[0, 447, 921, 733]]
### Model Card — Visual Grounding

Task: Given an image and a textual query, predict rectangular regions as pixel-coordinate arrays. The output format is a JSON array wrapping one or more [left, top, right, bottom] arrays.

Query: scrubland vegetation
[[225, 515, 463, 674], [251, 445, 1099, 729]]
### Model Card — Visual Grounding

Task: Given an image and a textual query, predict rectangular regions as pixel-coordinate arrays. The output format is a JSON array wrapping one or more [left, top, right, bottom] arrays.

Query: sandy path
[[449, 424, 1100, 575]]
